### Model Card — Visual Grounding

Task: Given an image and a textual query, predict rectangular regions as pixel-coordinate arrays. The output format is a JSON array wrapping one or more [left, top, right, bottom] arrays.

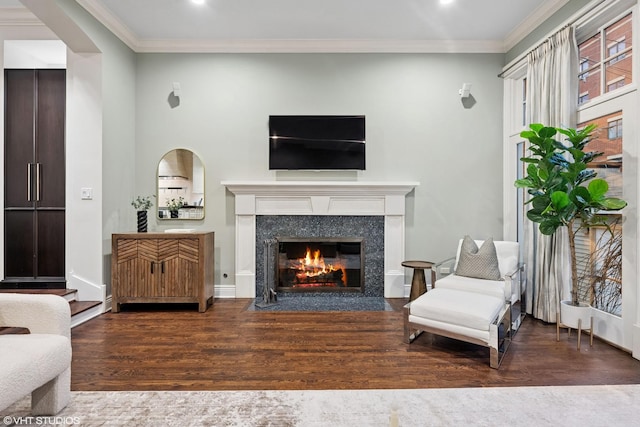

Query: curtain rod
[[498, 0, 612, 78]]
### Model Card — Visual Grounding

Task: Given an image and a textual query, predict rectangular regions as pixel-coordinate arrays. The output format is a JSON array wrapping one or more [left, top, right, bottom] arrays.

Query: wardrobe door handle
[[27, 163, 32, 201], [36, 163, 41, 201], [150, 261, 155, 274], [161, 261, 165, 274]]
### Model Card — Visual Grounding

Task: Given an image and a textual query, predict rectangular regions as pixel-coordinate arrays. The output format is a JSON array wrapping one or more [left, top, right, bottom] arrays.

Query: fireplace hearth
[[276, 238, 363, 293]]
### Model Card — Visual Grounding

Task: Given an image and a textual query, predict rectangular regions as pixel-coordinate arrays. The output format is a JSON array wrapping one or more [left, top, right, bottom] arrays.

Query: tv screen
[[269, 115, 365, 170]]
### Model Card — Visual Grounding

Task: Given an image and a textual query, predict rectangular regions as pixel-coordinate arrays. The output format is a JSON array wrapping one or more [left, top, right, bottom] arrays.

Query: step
[[0, 288, 103, 327], [69, 300, 102, 316]]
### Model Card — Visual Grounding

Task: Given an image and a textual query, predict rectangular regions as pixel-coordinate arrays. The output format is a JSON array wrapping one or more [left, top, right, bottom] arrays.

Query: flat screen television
[[269, 115, 365, 170]]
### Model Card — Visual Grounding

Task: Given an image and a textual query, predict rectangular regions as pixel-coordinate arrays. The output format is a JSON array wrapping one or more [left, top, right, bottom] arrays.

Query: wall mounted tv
[[269, 115, 365, 170]]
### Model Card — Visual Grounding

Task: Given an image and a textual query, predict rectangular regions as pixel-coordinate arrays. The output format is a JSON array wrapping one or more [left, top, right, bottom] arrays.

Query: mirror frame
[[157, 148, 205, 220]]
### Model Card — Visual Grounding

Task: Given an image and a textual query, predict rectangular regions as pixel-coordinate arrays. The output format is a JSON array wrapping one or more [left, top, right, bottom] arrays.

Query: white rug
[[2, 385, 639, 426]]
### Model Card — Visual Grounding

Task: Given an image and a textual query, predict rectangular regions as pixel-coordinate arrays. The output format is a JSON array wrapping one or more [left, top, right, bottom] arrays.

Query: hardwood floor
[[71, 299, 640, 391]]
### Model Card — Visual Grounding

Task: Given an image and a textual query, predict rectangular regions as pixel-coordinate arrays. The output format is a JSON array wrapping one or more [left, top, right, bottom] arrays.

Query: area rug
[[2, 385, 639, 426]]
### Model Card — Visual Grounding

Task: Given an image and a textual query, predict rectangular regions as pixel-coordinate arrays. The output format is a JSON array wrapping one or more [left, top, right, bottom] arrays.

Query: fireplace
[[222, 180, 419, 298], [276, 238, 364, 293]]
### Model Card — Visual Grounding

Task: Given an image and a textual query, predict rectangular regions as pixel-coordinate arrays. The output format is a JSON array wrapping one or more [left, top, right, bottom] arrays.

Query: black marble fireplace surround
[[255, 215, 384, 300]]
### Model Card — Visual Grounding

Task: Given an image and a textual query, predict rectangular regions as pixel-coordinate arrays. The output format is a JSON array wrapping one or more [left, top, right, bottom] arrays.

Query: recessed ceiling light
[[191, 0, 205, 5], [440, 0, 455, 5]]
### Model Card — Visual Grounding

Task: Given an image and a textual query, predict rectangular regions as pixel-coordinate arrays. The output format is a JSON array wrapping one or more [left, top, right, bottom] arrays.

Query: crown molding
[[134, 38, 506, 54], [75, 0, 137, 50], [503, 0, 570, 52], [0, 7, 42, 26]]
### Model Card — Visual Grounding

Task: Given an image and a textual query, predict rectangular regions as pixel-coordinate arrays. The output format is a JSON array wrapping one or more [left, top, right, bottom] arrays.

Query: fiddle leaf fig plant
[[515, 123, 627, 305]]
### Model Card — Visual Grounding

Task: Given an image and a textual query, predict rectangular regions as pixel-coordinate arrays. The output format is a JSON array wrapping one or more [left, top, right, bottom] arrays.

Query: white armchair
[[432, 239, 526, 331], [0, 293, 72, 415], [404, 237, 524, 368]]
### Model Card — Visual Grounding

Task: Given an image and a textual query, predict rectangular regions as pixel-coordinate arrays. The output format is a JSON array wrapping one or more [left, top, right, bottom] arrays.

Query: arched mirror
[[157, 149, 204, 220]]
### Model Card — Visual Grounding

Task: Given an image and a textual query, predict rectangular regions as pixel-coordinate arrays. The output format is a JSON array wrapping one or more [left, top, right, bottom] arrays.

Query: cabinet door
[[4, 70, 35, 209], [136, 239, 161, 297], [177, 238, 199, 297], [157, 238, 181, 297], [35, 69, 65, 208], [4, 211, 35, 277], [114, 238, 140, 298], [36, 210, 65, 278]]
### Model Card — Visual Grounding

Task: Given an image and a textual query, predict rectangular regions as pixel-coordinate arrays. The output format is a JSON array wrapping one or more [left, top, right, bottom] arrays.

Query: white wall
[[56, 0, 137, 296], [134, 52, 506, 290]]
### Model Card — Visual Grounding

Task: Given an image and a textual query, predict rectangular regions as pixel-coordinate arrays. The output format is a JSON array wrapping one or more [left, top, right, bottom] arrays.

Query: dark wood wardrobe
[[3, 69, 65, 289]]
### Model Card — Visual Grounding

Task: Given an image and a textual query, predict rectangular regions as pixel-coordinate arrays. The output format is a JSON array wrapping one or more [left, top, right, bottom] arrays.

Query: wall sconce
[[459, 83, 471, 98], [172, 82, 181, 98]]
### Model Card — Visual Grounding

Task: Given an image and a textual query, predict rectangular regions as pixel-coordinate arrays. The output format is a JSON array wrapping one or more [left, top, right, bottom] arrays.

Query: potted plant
[[166, 196, 185, 218], [131, 195, 154, 232], [515, 123, 627, 327]]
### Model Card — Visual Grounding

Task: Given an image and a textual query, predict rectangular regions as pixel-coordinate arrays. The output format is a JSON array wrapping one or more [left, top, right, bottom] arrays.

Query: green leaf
[[527, 211, 546, 223], [540, 220, 561, 235], [600, 198, 627, 210], [551, 191, 570, 210], [538, 126, 557, 138], [514, 178, 534, 188], [529, 123, 544, 133], [570, 186, 591, 206], [520, 130, 538, 139], [531, 197, 550, 211], [588, 179, 609, 199]]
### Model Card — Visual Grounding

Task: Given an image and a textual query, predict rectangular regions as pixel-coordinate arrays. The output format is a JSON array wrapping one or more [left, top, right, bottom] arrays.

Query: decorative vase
[[137, 210, 148, 232], [170, 210, 179, 219], [559, 300, 592, 329]]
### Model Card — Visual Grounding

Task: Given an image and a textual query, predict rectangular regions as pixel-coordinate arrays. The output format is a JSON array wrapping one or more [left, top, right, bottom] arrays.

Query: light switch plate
[[81, 187, 93, 200]]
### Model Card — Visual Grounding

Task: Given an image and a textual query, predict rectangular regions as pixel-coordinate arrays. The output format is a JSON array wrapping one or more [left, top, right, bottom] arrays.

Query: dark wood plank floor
[[71, 298, 640, 391]]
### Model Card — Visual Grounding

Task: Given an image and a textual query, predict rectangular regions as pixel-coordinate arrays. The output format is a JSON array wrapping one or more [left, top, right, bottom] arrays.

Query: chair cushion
[[455, 236, 502, 281], [410, 288, 504, 331], [436, 273, 508, 300]]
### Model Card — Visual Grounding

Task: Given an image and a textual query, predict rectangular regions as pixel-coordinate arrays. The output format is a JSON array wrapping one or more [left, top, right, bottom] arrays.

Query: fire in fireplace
[[276, 238, 364, 293]]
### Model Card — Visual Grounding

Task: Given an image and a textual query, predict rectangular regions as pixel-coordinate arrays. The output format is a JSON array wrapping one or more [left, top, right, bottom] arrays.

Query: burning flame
[[296, 248, 338, 279]]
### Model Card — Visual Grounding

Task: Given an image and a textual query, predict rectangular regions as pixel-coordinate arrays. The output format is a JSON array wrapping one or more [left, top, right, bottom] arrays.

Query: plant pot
[[136, 210, 148, 233], [170, 210, 179, 219], [559, 300, 591, 329]]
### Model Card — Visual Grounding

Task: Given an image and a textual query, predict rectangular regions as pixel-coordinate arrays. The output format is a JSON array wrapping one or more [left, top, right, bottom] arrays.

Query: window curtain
[[524, 26, 578, 322]]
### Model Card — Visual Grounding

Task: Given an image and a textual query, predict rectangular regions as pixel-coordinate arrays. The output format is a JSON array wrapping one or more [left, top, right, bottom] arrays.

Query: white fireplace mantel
[[222, 181, 419, 298]]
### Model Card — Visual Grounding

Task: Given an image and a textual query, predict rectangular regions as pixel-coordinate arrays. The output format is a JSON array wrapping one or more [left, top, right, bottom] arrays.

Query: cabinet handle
[[161, 261, 165, 274], [150, 261, 154, 274], [27, 163, 32, 201], [36, 163, 41, 201]]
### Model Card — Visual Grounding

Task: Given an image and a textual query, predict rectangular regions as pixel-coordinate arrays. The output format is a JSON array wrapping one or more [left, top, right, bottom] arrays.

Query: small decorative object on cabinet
[[167, 196, 185, 219], [111, 232, 214, 312], [131, 195, 154, 233]]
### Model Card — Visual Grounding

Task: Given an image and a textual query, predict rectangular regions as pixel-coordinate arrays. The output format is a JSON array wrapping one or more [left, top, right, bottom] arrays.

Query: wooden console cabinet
[[111, 232, 214, 312]]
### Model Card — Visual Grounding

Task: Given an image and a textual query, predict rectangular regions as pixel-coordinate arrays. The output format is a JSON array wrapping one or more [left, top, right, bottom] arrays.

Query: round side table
[[402, 260, 434, 301]]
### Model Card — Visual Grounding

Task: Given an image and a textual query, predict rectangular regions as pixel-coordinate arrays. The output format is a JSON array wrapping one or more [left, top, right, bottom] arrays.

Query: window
[[607, 77, 626, 91], [607, 117, 623, 140], [578, 34, 601, 104], [608, 38, 626, 64], [579, 92, 590, 104], [579, 58, 590, 81], [578, 12, 632, 103]]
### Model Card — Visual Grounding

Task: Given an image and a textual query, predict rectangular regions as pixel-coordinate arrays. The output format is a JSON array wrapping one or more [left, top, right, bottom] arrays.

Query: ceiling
[[5, 0, 570, 53]]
